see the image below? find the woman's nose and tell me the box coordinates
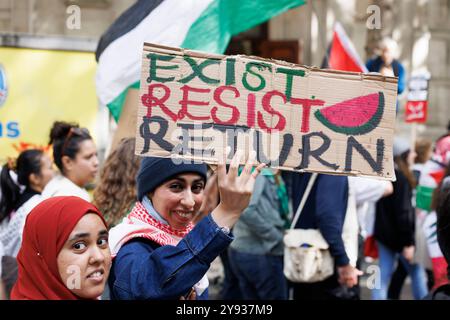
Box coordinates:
[89,246,106,265]
[180,190,195,208]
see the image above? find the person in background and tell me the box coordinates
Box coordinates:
[11,196,111,300]
[349,176,393,298]
[413,138,433,182]
[0,242,5,300]
[416,131,450,288]
[42,121,98,202]
[425,175,450,299]
[372,137,428,300]
[108,150,265,300]
[388,137,434,299]
[93,138,141,228]
[366,37,406,95]
[284,172,362,300]
[0,150,54,257]
[366,37,405,113]
[228,168,290,300]
[0,150,54,299]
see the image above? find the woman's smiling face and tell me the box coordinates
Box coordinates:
[150,173,205,230]
[57,213,111,299]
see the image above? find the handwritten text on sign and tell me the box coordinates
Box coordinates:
[136,43,398,180]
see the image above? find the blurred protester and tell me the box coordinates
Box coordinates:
[372,137,428,300]
[366,37,406,95]
[366,37,405,113]
[0,242,5,300]
[228,169,290,300]
[349,176,393,246]
[349,176,393,298]
[413,138,433,182]
[0,150,54,299]
[11,196,111,300]
[42,121,98,201]
[416,131,450,288]
[108,151,265,300]
[93,138,141,228]
[388,137,434,299]
[425,174,450,299]
[0,149,54,257]
[284,172,362,300]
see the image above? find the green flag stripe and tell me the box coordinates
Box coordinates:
[181,0,306,53]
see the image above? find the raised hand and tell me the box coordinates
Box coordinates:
[211,149,265,229]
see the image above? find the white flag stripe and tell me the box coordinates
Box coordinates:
[334,22,368,73]
[96,0,213,106]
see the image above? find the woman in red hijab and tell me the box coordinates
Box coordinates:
[11,196,111,300]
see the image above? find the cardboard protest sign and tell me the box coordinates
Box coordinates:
[136,43,398,180]
[405,71,430,123]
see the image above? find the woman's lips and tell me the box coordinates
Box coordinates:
[86,269,104,283]
[173,210,194,221]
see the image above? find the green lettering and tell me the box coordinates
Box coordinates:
[276,68,305,101]
[242,62,272,92]
[178,56,220,84]
[225,58,236,85]
[146,53,178,83]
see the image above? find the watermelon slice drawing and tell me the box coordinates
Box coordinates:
[314,92,384,135]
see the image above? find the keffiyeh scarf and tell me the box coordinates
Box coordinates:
[108,201,208,296]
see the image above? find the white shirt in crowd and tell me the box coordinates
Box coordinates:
[41,174,91,202]
[348,176,391,239]
[0,194,43,266]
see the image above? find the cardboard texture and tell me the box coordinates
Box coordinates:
[136,43,398,180]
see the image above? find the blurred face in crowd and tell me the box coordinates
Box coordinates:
[30,154,55,192]
[150,173,205,230]
[63,139,99,187]
[381,46,394,66]
[57,213,111,299]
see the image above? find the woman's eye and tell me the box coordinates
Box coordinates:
[73,242,87,250]
[97,238,108,246]
[192,184,204,193]
[169,184,183,190]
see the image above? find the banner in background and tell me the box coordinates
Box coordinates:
[0,47,98,161]
[405,71,430,123]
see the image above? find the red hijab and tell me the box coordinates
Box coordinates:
[11,196,107,300]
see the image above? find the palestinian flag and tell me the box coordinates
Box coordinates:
[95,0,306,122]
[322,22,368,73]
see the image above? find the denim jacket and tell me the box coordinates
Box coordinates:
[109,214,233,300]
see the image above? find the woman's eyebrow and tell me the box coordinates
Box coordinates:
[68,233,90,241]
[68,229,108,242]
[169,177,204,184]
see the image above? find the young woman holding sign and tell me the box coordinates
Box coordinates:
[108,149,265,300]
